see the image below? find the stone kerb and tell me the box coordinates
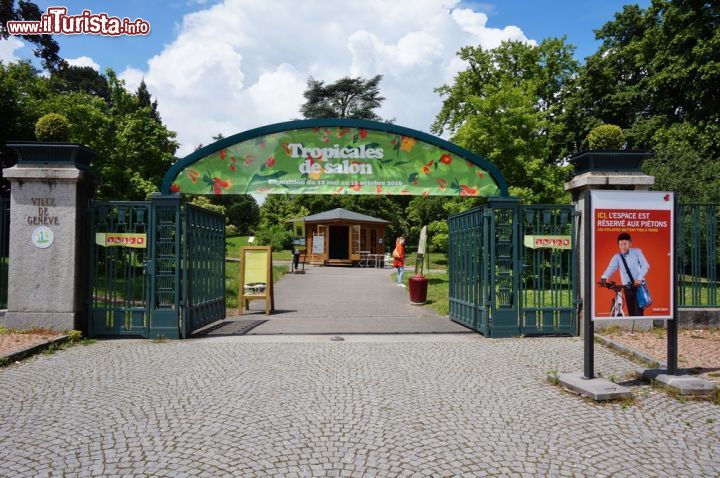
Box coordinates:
[2,143,99,332]
[565,150,655,333]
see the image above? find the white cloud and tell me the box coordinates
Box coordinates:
[451,8,535,49]
[119,67,144,92]
[129,0,535,156]
[66,55,100,70]
[0,37,25,64]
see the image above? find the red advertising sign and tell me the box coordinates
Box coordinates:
[95,233,147,249]
[523,235,572,249]
[591,191,674,320]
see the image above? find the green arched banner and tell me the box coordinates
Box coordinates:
[162,119,508,197]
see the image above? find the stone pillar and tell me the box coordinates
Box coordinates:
[565,150,654,332]
[2,143,98,332]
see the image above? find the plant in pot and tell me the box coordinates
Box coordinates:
[570,123,651,174]
[35,113,70,142]
[8,113,95,168]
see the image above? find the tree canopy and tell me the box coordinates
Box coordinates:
[300,75,385,120]
[0,61,178,200]
[559,0,720,202]
[0,0,64,71]
[432,38,579,203]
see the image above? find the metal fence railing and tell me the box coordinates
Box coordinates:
[448,206,488,334]
[678,204,719,308]
[88,201,152,337]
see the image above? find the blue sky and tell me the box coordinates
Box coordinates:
[2,0,651,155]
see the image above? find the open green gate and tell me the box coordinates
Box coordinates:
[181,203,226,336]
[88,201,151,337]
[88,197,225,339]
[448,199,578,337]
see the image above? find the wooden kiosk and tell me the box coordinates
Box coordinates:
[287,208,389,266]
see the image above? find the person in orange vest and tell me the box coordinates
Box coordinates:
[393,236,406,288]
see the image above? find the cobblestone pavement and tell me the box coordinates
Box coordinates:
[1,335,719,477]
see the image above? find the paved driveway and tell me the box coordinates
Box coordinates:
[1,335,718,477]
[218,266,469,335]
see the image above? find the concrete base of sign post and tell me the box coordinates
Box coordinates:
[554,372,633,401]
[639,369,716,396]
[593,318,653,331]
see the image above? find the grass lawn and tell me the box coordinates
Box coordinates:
[403,252,448,271]
[679,276,720,307]
[424,272,450,315]
[226,236,293,261]
[225,236,252,257]
[390,269,578,317]
[392,270,450,316]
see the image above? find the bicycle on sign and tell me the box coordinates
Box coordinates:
[597,280,627,317]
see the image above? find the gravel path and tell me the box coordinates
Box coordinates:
[599,328,720,384]
[0,331,63,358]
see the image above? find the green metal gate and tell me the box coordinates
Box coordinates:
[448,199,578,337]
[519,205,577,335]
[0,198,9,309]
[181,204,226,336]
[147,195,182,339]
[448,206,488,333]
[88,196,226,339]
[88,201,152,337]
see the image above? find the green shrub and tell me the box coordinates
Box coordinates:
[67,330,83,343]
[35,113,70,142]
[428,220,448,253]
[587,124,625,149]
[255,224,292,251]
[225,224,239,237]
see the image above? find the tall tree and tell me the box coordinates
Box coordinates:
[209,194,260,235]
[39,70,178,199]
[49,65,111,101]
[433,38,579,203]
[135,79,161,122]
[104,72,178,199]
[300,75,385,120]
[561,0,720,201]
[0,60,49,196]
[405,196,447,232]
[0,0,65,71]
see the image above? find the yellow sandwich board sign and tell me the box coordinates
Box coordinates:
[238,246,274,315]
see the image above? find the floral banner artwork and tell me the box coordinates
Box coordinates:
[166,123,504,197]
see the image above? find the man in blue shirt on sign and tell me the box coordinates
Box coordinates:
[600,232,650,316]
